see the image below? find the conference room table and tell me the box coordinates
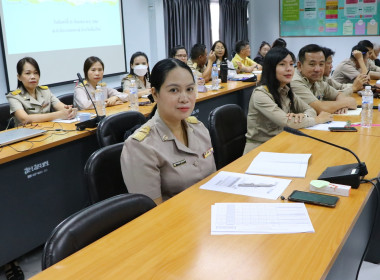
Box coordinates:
[0,80,256,266]
[31,109,380,280]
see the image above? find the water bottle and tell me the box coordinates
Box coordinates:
[220,59,228,83]
[94,85,106,116]
[211,63,219,90]
[361,85,373,128]
[192,70,199,98]
[129,79,139,111]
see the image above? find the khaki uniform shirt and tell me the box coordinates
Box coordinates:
[121,74,151,92]
[291,70,339,104]
[121,112,216,201]
[368,59,380,72]
[332,59,362,84]
[244,85,316,154]
[231,53,258,72]
[74,81,128,110]
[6,86,61,126]
[323,76,353,96]
[187,59,207,78]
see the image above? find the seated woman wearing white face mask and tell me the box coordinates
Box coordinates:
[122,52,151,98]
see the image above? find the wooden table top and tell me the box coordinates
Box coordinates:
[0,81,255,164]
[31,128,379,280]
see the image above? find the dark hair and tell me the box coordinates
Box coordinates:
[211,40,228,61]
[235,40,250,54]
[358,40,374,50]
[169,45,187,58]
[272,38,287,48]
[261,47,296,111]
[149,58,195,118]
[130,51,151,83]
[84,56,104,80]
[350,44,369,59]
[322,47,335,59]
[17,57,40,89]
[190,43,206,60]
[298,44,324,63]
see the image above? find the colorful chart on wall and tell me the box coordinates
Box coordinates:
[280,0,379,36]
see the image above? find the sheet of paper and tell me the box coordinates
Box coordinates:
[211,203,315,235]
[305,121,347,131]
[200,171,291,200]
[53,113,96,123]
[245,152,311,178]
[333,108,362,116]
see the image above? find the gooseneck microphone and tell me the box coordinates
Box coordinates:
[75,73,105,130]
[283,126,368,189]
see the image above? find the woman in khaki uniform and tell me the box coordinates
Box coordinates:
[121,52,151,98]
[6,57,77,126]
[74,56,128,110]
[121,58,216,205]
[244,47,333,154]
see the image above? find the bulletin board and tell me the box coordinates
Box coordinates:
[280,0,380,36]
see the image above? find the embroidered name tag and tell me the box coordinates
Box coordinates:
[203,147,214,158]
[173,159,186,167]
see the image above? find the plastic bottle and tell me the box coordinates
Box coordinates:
[129,79,139,111]
[94,85,106,116]
[361,85,373,128]
[211,63,219,90]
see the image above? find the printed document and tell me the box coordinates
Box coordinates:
[211,203,315,235]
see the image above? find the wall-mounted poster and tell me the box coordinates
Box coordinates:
[280,0,379,36]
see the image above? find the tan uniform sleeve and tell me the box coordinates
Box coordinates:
[290,78,319,105]
[6,94,24,114]
[106,87,128,102]
[253,88,316,129]
[120,137,161,200]
[368,60,380,72]
[74,85,94,110]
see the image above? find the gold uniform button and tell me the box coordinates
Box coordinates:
[163,135,168,141]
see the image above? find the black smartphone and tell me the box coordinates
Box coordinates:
[288,190,339,208]
[138,101,151,106]
[328,127,357,132]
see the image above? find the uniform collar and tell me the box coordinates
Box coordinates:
[20,87,43,106]
[153,112,197,154]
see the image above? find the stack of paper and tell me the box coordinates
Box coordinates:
[211,203,315,235]
[245,152,311,178]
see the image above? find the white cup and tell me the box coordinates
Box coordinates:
[78,113,91,122]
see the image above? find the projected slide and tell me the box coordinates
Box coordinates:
[2,0,122,54]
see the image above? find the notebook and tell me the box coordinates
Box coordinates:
[0,128,47,147]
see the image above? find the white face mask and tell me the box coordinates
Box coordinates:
[133,64,148,76]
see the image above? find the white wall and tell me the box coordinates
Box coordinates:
[248,0,373,68]
[0,0,166,104]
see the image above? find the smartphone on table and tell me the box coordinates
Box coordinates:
[288,190,339,208]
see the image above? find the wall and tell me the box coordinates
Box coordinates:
[248,0,373,68]
[0,0,166,104]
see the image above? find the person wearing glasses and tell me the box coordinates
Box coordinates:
[211,40,236,77]
[170,45,188,64]
[254,41,271,66]
[231,40,262,73]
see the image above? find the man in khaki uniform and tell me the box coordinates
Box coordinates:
[291,44,357,114]
[187,43,216,82]
[121,112,216,202]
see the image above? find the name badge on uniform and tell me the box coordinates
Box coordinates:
[173,159,186,167]
[27,108,35,111]
[203,147,214,158]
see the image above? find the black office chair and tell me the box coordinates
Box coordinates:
[84,142,127,204]
[0,103,14,130]
[42,193,156,269]
[58,93,74,106]
[208,104,247,170]
[96,111,147,147]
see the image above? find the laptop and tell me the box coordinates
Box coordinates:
[0,128,47,147]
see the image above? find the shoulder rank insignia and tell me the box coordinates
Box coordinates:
[11,89,21,95]
[263,85,269,92]
[98,82,107,87]
[132,126,151,141]
[185,116,199,124]
[79,80,88,87]
[39,85,48,90]
[193,62,198,69]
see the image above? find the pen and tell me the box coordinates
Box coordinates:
[237,183,276,187]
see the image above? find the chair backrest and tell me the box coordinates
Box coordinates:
[42,193,156,269]
[97,111,147,147]
[0,103,14,131]
[84,142,127,204]
[58,93,74,106]
[208,104,247,170]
